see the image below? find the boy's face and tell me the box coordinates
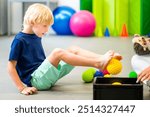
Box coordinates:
[32,23,50,37]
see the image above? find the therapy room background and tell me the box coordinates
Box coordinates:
[0,0,150,100]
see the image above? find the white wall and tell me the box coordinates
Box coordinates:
[58,0,80,11]
[12,3,23,34]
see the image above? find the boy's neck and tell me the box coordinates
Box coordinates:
[22,25,34,34]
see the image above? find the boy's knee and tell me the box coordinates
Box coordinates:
[47,48,64,62]
[51,48,65,57]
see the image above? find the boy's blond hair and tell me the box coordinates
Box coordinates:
[23,3,54,27]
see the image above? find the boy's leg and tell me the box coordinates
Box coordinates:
[31,59,74,90]
[67,46,122,60]
[31,47,122,90]
[47,48,114,70]
[67,46,101,58]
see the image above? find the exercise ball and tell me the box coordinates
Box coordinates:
[52,6,76,35]
[82,68,96,83]
[106,58,122,75]
[129,71,137,78]
[70,10,96,37]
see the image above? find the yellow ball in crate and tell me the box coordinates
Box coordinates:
[112,82,122,85]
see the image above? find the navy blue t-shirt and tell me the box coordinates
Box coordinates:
[9,32,46,86]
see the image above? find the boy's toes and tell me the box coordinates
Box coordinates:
[113,53,122,60]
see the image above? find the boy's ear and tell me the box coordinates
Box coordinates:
[30,21,34,26]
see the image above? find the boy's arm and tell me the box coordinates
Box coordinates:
[7,61,25,92]
[7,61,37,95]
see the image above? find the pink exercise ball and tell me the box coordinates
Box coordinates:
[70,10,96,37]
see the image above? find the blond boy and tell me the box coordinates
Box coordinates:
[8,3,122,95]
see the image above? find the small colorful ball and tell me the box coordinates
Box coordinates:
[129,71,137,78]
[106,58,122,75]
[112,82,122,85]
[90,68,96,74]
[104,74,111,78]
[102,70,110,75]
[94,71,104,77]
[82,68,96,83]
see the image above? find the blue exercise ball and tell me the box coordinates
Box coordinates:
[52,6,76,35]
[94,71,104,77]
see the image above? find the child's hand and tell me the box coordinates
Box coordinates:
[20,87,37,95]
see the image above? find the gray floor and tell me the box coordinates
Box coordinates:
[0,34,150,100]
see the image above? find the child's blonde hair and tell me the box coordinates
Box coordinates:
[23,3,54,27]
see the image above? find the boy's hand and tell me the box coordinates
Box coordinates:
[20,87,37,95]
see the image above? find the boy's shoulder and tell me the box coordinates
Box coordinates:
[132,34,150,55]
[15,32,27,40]
[13,32,35,42]
[13,32,26,42]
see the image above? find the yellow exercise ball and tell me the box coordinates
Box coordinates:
[112,82,122,85]
[106,58,122,75]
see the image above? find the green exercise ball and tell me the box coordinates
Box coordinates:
[129,71,137,78]
[82,68,96,83]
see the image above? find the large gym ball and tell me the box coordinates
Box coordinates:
[52,6,76,35]
[70,10,96,37]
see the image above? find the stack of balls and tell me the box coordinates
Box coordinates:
[82,58,138,86]
[82,58,123,83]
[52,6,96,37]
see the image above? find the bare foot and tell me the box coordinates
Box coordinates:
[98,50,114,70]
[113,53,122,60]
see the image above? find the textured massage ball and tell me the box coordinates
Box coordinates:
[106,58,122,75]
[94,71,104,77]
[129,71,137,78]
[82,68,96,83]
[112,82,122,85]
[102,70,110,75]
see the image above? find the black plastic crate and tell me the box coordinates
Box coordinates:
[93,77,143,100]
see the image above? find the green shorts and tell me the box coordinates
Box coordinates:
[31,59,74,90]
